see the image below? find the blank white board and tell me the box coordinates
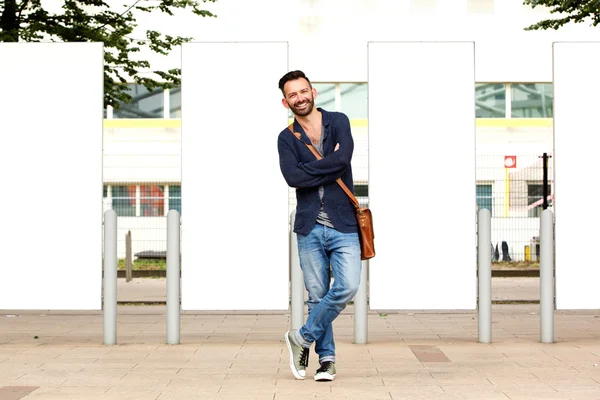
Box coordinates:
[553,42,600,310]
[0,43,103,310]
[368,42,476,310]
[181,42,289,310]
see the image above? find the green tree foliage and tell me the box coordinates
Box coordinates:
[524,0,600,31]
[0,0,216,109]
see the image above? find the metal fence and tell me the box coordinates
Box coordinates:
[476,153,553,262]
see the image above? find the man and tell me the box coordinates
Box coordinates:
[277,70,362,382]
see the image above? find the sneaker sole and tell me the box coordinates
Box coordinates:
[284,332,305,380]
[314,372,335,381]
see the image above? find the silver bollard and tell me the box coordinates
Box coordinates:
[125,230,132,282]
[478,208,492,344]
[540,209,554,344]
[290,211,305,330]
[167,210,181,345]
[354,260,368,344]
[103,210,117,345]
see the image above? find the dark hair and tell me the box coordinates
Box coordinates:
[278,70,312,95]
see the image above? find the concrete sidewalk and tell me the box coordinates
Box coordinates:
[2,304,600,399]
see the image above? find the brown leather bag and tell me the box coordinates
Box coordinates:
[288,125,375,260]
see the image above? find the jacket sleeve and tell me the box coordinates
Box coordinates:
[297,113,354,177]
[278,136,343,188]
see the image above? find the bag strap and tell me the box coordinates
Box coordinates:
[288,124,360,209]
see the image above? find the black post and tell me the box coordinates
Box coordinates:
[542,153,548,210]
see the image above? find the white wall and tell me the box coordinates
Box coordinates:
[477,127,553,154]
[103,127,181,182]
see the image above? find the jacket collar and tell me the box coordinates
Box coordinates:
[291,107,331,145]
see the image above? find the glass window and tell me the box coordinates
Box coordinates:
[169,185,182,214]
[170,86,181,118]
[113,83,164,119]
[527,183,552,217]
[140,185,165,216]
[340,83,367,118]
[476,184,493,215]
[511,83,553,118]
[103,185,110,213]
[112,185,136,216]
[313,83,336,110]
[354,184,368,197]
[476,83,506,118]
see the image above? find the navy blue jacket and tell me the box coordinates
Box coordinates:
[277,108,357,236]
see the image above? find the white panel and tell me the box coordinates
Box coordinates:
[181,42,289,310]
[368,42,476,310]
[553,42,600,310]
[0,43,103,310]
[475,38,553,82]
[289,39,366,82]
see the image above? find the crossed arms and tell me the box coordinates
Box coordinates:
[278,115,354,189]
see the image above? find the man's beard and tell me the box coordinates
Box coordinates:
[290,97,315,116]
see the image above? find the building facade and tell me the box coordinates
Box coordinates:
[101,0,598,259]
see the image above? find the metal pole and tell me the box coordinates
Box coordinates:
[542,153,549,210]
[478,208,492,344]
[290,211,304,330]
[126,230,132,282]
[354,260,368,344]
[540,209,554,343]
[103,210,117,345]
[167,210,181,345]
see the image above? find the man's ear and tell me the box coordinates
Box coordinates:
[281,98,290,109]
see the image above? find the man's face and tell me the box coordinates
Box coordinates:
[282,78,317,117]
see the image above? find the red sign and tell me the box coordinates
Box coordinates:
[504,155,516,168]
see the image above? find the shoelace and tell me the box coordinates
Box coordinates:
[316,361,333,373]
[299,347,309,367]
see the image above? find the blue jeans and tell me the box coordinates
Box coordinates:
[296,223,362,363]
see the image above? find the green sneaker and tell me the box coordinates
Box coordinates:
[284,330,309,380]
[314,361,336,381]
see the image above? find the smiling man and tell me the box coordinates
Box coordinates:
[277,70,362,382]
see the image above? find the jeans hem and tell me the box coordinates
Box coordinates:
[295,329,312,349]
[319,355,336,363]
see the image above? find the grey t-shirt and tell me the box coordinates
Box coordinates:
[314,125,334,228]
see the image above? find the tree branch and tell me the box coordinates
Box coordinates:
[524,0,600,30]
[2,0,217,108]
